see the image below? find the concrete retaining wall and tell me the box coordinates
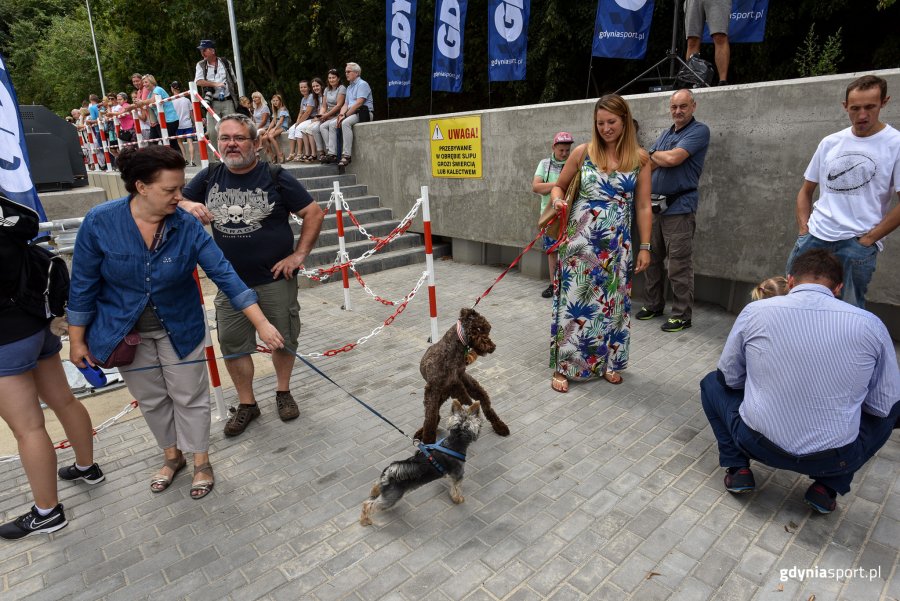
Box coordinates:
[349,70,900,334]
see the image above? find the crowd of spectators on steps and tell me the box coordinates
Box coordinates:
[68,46,374,172]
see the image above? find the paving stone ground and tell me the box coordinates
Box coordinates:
[0,260,897,601]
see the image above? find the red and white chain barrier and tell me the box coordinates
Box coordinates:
[255,269,429,359]
[0,400,139,464]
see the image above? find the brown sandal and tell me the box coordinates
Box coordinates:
[602,371,623,385]
[551,372,569,393]
[150,455,186,493]
[190,463,214,500]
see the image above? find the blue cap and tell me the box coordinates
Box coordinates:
[197,39,216,50]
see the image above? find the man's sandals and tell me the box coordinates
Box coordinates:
[191,463,215,500]
[150,455,186,493]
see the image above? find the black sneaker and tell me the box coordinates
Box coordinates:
[724,467,755,493]
[224,403,261,437]
[804,483,837,514]
[636,307,663,320]
[0,505,67,540]
[661,317,692,332]
[58,463,105,485]
[541,285,554,298]
[275,391,300,422]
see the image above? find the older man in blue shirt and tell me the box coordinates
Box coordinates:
[700,249,900,514]
[637,89,710,333]
[332,62,374,168]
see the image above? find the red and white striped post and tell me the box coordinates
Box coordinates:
[421,185,439,343]
[189,82,210,168]
[97,122,113,172]
[112,114,123,153]
[85,128,100,169]
[79,129,90,169]
[193,269,227,420]
[132,110,147,148]
[334,181,352,310]
[155,95,170,148]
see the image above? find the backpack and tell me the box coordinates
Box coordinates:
[0,195,70,319]
[674,54,717,89]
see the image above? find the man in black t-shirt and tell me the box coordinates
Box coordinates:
[181,114,325,437]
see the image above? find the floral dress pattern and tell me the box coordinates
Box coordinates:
[550,156,638,380]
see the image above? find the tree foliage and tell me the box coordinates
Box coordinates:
[794,25,843,78]
[0,0,897,117]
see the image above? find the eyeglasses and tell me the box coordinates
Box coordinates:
[345,70,354,74]
[219,135,252,143]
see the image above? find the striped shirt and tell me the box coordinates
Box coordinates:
[718,284,900,455]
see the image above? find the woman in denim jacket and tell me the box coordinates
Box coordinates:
[68,145,284,499]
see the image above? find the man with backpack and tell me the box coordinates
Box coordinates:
[194,39,239,152]
[180,114,324,437]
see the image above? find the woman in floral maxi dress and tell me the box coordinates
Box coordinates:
[548,95,652,393]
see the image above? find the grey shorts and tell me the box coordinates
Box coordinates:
[215,277,300,356]
[685,0,731,37]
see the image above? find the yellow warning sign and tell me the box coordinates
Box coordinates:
[429,115,482,178]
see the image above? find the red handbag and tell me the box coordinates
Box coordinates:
[92,330,142,369]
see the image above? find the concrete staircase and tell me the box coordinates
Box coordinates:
[275,162,450,288]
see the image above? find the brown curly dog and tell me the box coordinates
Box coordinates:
[414,307,509,444]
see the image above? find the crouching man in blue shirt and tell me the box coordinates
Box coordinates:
[700,249,900,514]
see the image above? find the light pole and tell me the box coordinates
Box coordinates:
[85,0,106,96]
[226,0,245,98]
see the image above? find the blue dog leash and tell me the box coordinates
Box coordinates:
[107,341,457,475]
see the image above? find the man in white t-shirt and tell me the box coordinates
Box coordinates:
[787,75,900,308]
[194,39,238,154]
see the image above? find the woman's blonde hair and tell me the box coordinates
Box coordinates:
[589,94,641,173]
[142,74,157,87]
[270,93,285,109]
[251,92,268,108]
[751,276,789,301]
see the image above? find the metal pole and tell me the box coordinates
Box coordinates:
[85,0,106,97]
[226,0,246,98]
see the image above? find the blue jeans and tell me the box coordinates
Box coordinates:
[785,233,877,308]
[700,370,900,495]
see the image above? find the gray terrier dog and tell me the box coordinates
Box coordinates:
[415,307,509,444]
[360,400,482,526]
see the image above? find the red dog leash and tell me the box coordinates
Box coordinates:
[472,208,567,308]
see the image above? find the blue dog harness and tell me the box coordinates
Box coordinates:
[416,438,466,475]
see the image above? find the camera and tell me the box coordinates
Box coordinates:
[203,89,214,102]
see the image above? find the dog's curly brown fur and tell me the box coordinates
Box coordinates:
[414,308,509,444]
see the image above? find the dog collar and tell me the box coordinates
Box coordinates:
[456,320,478,365]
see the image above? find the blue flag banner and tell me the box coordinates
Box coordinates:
[387,0,417,98]
[592,0,655,60]
[702,0,768,43]
[432,0,468,93]
[0,53,46,221]
[488,0,530,82]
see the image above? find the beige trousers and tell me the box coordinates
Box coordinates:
[121,330,210,453]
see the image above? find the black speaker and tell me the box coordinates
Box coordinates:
[19,105,88,192]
